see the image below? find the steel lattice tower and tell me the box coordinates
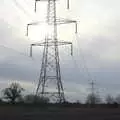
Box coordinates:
[27,0,78,102]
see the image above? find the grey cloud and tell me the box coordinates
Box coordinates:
[0,0,120,101]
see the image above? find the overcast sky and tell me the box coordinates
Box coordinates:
[0,0,120,102]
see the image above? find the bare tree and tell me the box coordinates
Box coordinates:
[2,82,24,104]
[105,94,114,104]
[115,94,120,104]
[86,93,101,104]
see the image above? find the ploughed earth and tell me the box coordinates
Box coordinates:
[0,106,120,120]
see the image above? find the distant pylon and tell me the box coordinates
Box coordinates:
[26,0,78,103]
[90,80,96,96]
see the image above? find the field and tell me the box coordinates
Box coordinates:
[1,106,120,120]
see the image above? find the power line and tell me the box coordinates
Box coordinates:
[12,0,32,18]
[71,55,88,81]
[74,34,96,82]
[0,44,33,60]
[74,34,102,99]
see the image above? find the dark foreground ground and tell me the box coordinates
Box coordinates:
[1,106,120,120]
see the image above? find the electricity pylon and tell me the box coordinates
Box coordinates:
[26,0,78,103]
[90,80,96,96]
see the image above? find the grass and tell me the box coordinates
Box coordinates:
[0,105,120,120]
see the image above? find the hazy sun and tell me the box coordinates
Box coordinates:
[28,22,52,42]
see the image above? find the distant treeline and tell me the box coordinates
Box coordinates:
[0,102,119,108]
[1,82,120,109]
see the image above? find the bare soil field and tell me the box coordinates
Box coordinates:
[0,106,120,120]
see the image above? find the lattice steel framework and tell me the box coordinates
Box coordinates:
[27,0,78,103]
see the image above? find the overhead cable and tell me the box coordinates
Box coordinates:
[12,0,31,18]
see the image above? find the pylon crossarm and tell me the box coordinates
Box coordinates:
[31,41,72,46]
[67,0,70,9]
[30,41,73,57]
[26,20,78,36]
[37,92,64,98]
[56,18,76,24]
[56,18,78,33]
[38,92,61,94]
[26,21,44,36]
